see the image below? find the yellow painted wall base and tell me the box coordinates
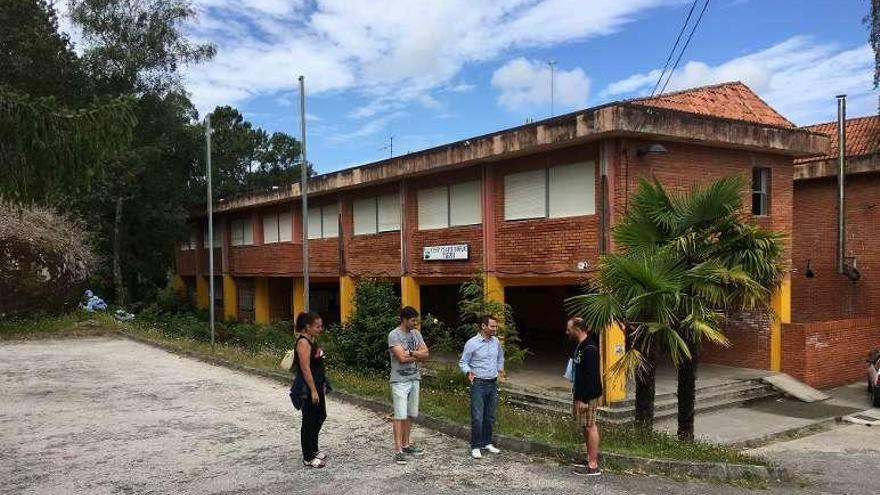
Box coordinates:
[223,275,238,320]
[195,276,209,310]
[292,277,305,318]
[340,275,355,324]
[769,274,792,372]
[602,322,627,405]
[254,277,270,324]
[401,276,421,315]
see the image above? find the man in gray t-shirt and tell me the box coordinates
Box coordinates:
[388,306,430,465]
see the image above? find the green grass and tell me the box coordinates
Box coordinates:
[0,312,767,468]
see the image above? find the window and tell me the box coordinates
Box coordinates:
[417,180,481,230]
[180,230,197,251]
[353,194,400,235]
[262,212,292,244]
[230,217,254,246]
[752,167,770,216]
[237,279,255,322]
[203,222,223,249]
[307,204,339,239]
[504,161,595,220]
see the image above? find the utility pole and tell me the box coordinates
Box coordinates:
[205,113,215,349]
[299,76,310,312]
[548,60,557,117]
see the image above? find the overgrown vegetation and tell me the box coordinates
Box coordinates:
[329,279,400,373]
[457,273,528,368]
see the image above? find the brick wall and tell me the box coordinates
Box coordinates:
[782,316,880,388]
[198,248,222,274]
[791,173,880,322]
[175,250,196,276]
[702,311,771,369]
[407,168,484,277]
[494,145,600,275]
[342,184,401,277]
[230,244,301,276]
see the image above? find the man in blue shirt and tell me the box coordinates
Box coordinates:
[459,315,504,459]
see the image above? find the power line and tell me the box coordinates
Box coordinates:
[658,0,711,96]
[651,0,699,98]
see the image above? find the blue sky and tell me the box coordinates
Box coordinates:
[62,0,879,174]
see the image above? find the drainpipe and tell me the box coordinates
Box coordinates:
[836,94,846,275]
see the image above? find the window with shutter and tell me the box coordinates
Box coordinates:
[242,217,254,245]
[377,194,400,232]
[307,207,322,240]
[263,214,279,243]
[418,186,449,230]
[504,169,546,220]
[204,222,222,249]
[353,197,377,235]
[450,180,482,226]
[549,161,595,218]
[231,219,244,246]
[322,204,339,238]
[278,213,292,242]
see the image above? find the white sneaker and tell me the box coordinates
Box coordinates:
[471,448,483,459]
[484,444,501,454]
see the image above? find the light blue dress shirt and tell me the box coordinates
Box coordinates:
[459,334,504,380]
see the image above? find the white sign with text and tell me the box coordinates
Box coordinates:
[423,244,469,261]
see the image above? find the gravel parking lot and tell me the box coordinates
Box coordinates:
[0,337,857,495]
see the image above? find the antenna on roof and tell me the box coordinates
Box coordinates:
[379,135,394,158]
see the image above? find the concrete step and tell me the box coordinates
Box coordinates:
[502,379,780,424]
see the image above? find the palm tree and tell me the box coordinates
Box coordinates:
[568,176,784,440]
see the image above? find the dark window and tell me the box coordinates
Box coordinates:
[751,168,770,216]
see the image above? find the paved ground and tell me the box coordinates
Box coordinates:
[1,337,878,495]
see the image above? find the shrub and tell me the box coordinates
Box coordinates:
[331,278,400,373]
[457,272,528,368]
[0,200,96,318]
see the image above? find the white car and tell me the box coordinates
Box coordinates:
[868,351,880,407]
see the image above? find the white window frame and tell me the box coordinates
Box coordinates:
[353,194,400,236]
[504,161,596,221]
[417,180,482,230]
[230,217,254,246]
[752,167,770,216]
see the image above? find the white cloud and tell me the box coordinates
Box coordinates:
[491,58,590,112]
[601,36,877,124]
[178,0,681,115]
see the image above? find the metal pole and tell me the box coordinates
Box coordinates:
[205,113,215,348]
[299,76,310,312]
[548,60,556,117]
[836,94,847,274]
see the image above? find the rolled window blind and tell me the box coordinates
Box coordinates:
[504,169,546,220]
[450,180,481,226]
[549,161,595,218]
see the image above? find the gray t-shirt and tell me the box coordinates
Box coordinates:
[388,327,425,383]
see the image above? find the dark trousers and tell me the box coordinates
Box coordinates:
[469,378,498,448]
[301,388,327,461]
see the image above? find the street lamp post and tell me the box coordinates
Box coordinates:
[299,76,310,312]
[205,113,215,349]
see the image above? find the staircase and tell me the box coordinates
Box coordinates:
[502,377,780,424]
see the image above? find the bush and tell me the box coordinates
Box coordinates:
[331,278,400,373]
[0,200,96,318]
[457,272,528,368]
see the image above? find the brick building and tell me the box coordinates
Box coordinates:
[785,114,880,388]
[174,82,827,403]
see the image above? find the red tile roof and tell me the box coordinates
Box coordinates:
[631,81,796,128]
[796,115,880,163]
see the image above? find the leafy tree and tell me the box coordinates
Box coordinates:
[568,177,784,440]
[333,279,401,373]
[867,0,880,90]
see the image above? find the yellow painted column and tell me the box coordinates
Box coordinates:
[223,275,238,320]
[340,275,356,324]
[254,277,270,324]
[195,275,209,310]
[401,276,421,315]
[602,322,627,405]
[769,274,791,372]
[484,275,506,348]
[292,277,305,318]
[171,274,187,295]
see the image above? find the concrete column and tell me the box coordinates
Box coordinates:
[401,276,421,314]
[223,274,238,320]
[769,274,791,372]
[195,275,209,310]
[254,277,270,324]
[340,275,356,324]
[484,275,506,344]
[601,322,627,405]
[171,274,186,296]
[292,277,305,318]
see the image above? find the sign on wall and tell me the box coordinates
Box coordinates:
[423,244,469,261]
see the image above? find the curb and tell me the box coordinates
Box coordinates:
[117,331,791,483]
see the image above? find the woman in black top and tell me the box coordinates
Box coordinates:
[292,311,328,468]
